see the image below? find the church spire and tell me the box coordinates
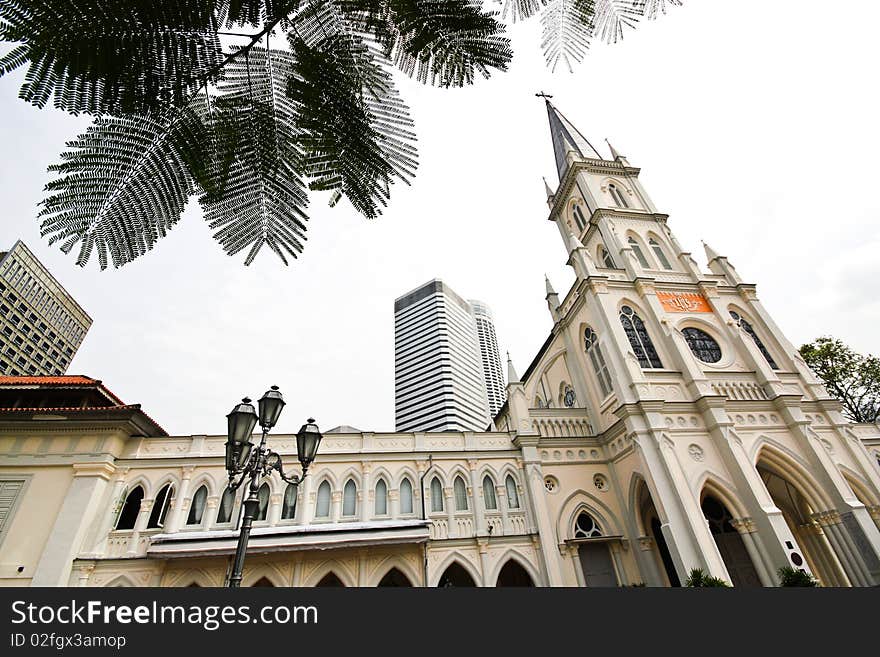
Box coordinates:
[544,99,603,181]
[506,352,519,384]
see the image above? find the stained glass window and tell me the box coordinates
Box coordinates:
[620,306,663,368]
[584,328,613,396]
[682,327,722,363]
[609,183,628,208]
[574,512,603,538]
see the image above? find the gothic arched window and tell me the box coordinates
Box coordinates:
[147,484,174,529]
[627,236,650,268]
[453,476,468,511]
[648,238,673,270]
[115,486,144,531]
[608,183,628,208]
[430,477,444,513]
[584,327,613,397]
[399,478,414,515]
[216,487,236,524]
[482,475,498,510]
[563,384,577,408]
[281,483,297,520]
[186,485,208,526]
[620,305,663,368]
[599,246,615,269]
[315,481,331,518]
[342,479,357,517]
[573,204,587,231]
[374,479,388,516]
[255,483,270,521]
[729,311,778,369]
[682,327,723,363]
[505,475,520,509]
[574,512,603,538]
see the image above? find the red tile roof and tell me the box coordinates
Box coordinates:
[0,375,126,405]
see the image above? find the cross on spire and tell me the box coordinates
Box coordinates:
[535,91,554,100]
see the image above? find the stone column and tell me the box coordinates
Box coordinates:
[444,487,456,537]
[357,550,370,587]
[300,474,314,525]
[468,460,486,536]
[126,498,153,557]
[361,463,373,523]
[331,491,343,522]
[636,536,664,587]
[814,511,869,586]
[32,463,115,587]
[478,539,491,587]
[497,485,512,535]
[389,489,400,519]
[268,492,283,525]
[165,466,194,534]
[566,544,586,587]
[203,496,219,530]
[730,517,774,586]
[608,541,629,585]
[798,522,848,587]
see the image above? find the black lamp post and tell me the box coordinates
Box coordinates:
[223,386,322,588]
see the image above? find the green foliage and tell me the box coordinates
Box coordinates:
[778,566,819,587]
[799,337,880,424]
[1,0,680,268]
[684,568,731,587]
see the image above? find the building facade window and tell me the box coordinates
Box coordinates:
[186,486,208,526]
[608,183,628,208]
[627,237,650,268]
[483,476,497,510]
[649,238,672,269]
[255,483,270,522]
[453,476,468,511]
[505,475,520,509]
[147,484,174,529]
[115,486,144,531]
[563,385,577,408]
[342,479,357,517]
[729,311,778,369]
[430,477,444,513]
[574,512,603,538]
[584,327,613,397]
[573,204,587,231]
[281,483,297,520]
[400,478,414,514]
[682,327,722,363]
[216,488,236,524]
[375,479,388,516]
[620,305,663,368]
[599,246,615,269]
[315,481,331,518]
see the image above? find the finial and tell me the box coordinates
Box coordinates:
[535,91,554,101]
[545,274,557,297]
[507,352,520,384]
[605,138,623,160]
[702,240,722,262]
[543,177,555,199]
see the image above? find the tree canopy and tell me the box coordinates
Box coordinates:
[799,337,880,424]
[0,1,682,268]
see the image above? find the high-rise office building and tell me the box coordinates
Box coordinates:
[0,240,92,376]
[394,280,495,432]
[468,299,506,417]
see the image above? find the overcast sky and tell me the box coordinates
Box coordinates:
[1,1,878,436]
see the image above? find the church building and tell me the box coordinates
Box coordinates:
[1,102,879,587]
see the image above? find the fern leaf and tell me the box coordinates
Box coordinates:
[635,0,682,21]
[287,30,417,219]
[0,0,224,115]
[592,0,640,44]
[541,0,594,73]
[340,0,513,87]
[201,47,309,265]
[38,100,205,269]
[498,0,551,22]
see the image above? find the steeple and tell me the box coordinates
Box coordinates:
[544,273,557,297]
[543,177,555,202]
[605,138,623,161]
[506,352,519,384]
[545,99,604,181]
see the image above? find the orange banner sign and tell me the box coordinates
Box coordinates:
[657,291,712,313]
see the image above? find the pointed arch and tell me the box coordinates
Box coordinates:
[115,485,145,530]
[838,465,880,508]
[694,472,749,520]
[305,560,357,588]
[370,555,421,587]
[488,549,542,586]
[617,299,663,369]
[164,568,220,588]
[752,440,833,511]
[103,574,138,588]
[431,553,481,587]
[242,565,286,588]
[555,489,622,543]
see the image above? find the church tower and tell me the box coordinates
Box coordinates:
[496,98,880,587]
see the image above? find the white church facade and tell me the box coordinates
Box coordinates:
[1,102,879,587]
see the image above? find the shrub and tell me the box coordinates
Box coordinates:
[778,566,819,587]
[684,568,731,587]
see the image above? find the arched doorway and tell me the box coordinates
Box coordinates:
[251,577,275,587]
[700,494,761,587]
[574,512,619,587]
[377,568,412,587]
[496,560,534,586]
[757,459,847,586]
[437,562,476,587]
[315,572,345,587]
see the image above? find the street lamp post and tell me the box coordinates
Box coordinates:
[223,386,322,588]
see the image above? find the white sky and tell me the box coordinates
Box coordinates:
[1,1,878,436]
